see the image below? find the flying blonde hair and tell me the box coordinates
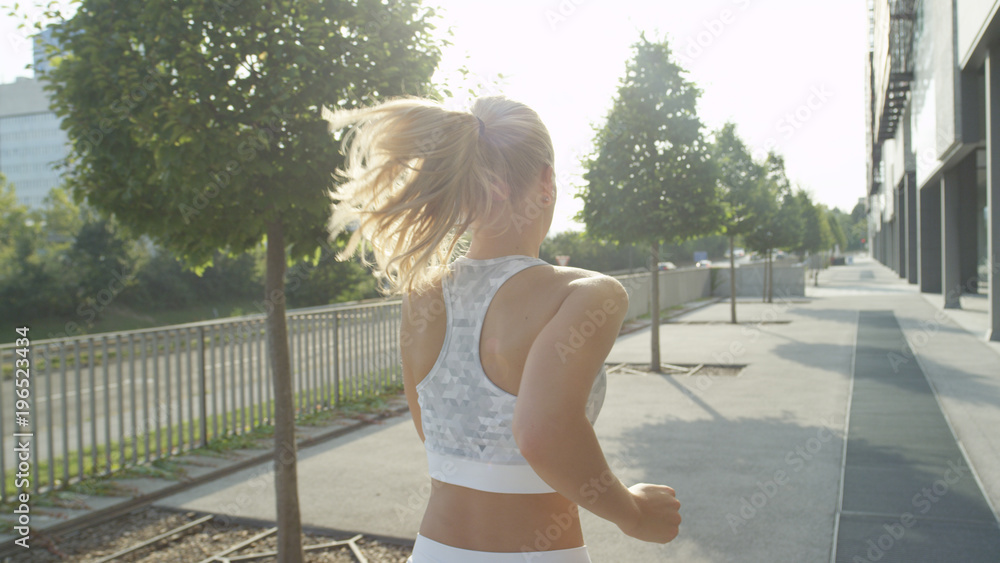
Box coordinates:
[324,96,554,295]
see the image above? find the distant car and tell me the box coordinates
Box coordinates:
[695,260,712,268]
[658,261,677,271]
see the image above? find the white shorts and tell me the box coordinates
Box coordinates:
[407,534,592,563]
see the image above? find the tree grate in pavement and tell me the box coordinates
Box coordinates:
[663,320,791,325]
[834,311,1000,563]
[607,363,745,377]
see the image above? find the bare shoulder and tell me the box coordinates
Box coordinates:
[402,279,444,313]
[546,266,629,312]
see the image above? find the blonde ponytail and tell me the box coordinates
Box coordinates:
[324,96,554,295]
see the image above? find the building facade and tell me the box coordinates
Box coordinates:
[866,0,999,341]
[0,28,69,209]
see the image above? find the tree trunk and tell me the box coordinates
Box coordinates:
[729,235,737,324]
[650,241,661,373]
[762,248,769,303]
[265,219,305,563]
[767,249,774,303]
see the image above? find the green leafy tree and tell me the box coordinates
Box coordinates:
[848,202,869,251]
[743,153,786,302]
[40,1,442,559]
[284,245,379,308]
[0,180,84,321]
[578,35,720,372]
[539,231,643,273]
[798,193,833,255]
[825,206,847,253]
[795,191,832,286]
[711,122,767,322]
[66,214,144,316]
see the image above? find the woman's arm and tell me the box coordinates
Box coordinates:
[513,275,680,543]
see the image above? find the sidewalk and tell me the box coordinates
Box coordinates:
[152,256,1000,562]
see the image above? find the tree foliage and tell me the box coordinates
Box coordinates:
[44,0,442,270]
[712,122,767,239]
[578,35,720,246]
[796,191,833,255]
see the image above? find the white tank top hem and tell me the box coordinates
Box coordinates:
[407,533,592,563]
[416,254,606,495]
[426,450,557,494]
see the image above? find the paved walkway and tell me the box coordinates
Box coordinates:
[155,256,1000,562]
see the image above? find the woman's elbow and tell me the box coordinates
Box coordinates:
[513,413,577,466]
[513,416,552,465]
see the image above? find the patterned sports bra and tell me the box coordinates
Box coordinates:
[416,254,607,494]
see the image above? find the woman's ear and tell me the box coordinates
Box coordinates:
[539,165,555,204]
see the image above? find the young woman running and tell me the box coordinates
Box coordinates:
[325,96,681,562]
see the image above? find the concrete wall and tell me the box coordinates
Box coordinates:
[712,263,807,298]
[612,264,806,323]
[613,269,712,323]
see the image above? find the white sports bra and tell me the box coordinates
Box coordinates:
[416,255,607,494]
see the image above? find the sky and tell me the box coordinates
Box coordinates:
[0,0,869,234]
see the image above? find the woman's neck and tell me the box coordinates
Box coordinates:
[464,233,539,260]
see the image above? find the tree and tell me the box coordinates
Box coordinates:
[795,191,832,286]
[40,1,442,560]
[762,155,801,302]
[578,35,720,372]
[743,153,785,303]
[846,202,869,251]
[826,207,846,253]
[711,122,766,323]
[539,231,642,273]
[0,180,86,321]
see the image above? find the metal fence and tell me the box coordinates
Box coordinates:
[0,299,402,504]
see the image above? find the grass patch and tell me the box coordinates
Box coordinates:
[190,423,274,455]
[299,379,404,426]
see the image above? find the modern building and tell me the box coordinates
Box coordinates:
[865,0,999,341]
[0,27,69,209]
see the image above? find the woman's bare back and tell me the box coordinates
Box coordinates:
[401,263,607,551]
